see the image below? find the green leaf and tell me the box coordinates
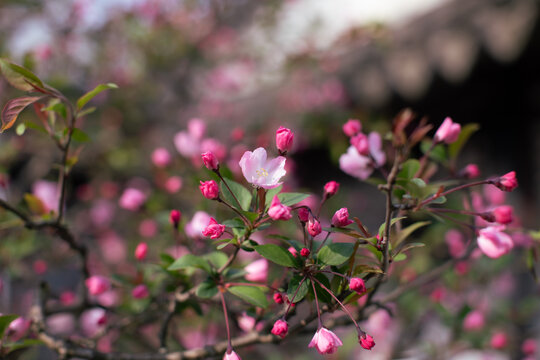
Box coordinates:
[317,243,355,266]
[448,123,480,160]
[421,140,447,163]
[397,159,420,180]
[277,192,310,207]
[0,59,45,92]
[264,185,283,207]
[77,106,96,118]
[0,314,18,338]
[6,339,44,354]
[168,254,210,273]
[15,123,26,135]
[429,196,447,204]
[70,128,91,142]
[392,253,407,262]
[220,178,252,211]
[378,216,407,238]
[44,102,67,119]
[394,221,431,247]
[313,273,332,304]
[287,275,310,303]
[76,83,118,111]
[1,96,42,132]
[23,193,47,215]
[196,280,218,298]
[222,218,245,229]
[254,244,296,267]
[397,242,425,254]
[354,264,383,275]
[204,252,228,269]
[228,286,268,308]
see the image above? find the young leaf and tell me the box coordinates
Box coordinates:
[317,243,355,266]
[287,275,310,303]
[1,96,42,132]
[0,59,44,92]
[378,216,407,238]
[76,83,118,111]
[394,221,431,247]
[23,193,47,215]
[168,254,210,273]
[277,192,310,207]
[196,280,218,298]
[70,128,91,143]
[228,286,268,308]
[397,159,420,180]
[254,244,296,267]
[0,314,18,338]
[204,252,228,269]
[220,178,252,211]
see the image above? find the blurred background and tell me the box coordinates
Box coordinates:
[0,0,539,359]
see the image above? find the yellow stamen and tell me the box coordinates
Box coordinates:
[256,168,269,177]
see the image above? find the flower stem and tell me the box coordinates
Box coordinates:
[418,180,490,209]
[310,277,323,328]
[216,172,244,210]
[284,276,307,318]
[219,289,232,352]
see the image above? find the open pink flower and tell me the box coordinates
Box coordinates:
[185,211,212,239]
[32,180,59,213]
[339,132,385,180]
[308,327,343,354]
[477,226,514,258]
[244,259,268,283]
[119,188,146,211]
[239,148,286,189]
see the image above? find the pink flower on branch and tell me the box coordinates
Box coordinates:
[267,196,292,221]
[308,327,343,354]
[332,208,354,227]
[359,333,375,350]
[271,319,288,338]
[202,218,226,239]
[434,117,461,144]
[477,226,514,258]
[276,126,294,154]
[239,148,286,189]
[342,119,362,137]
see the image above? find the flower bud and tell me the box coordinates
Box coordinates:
[199,180,219,200]
[307,218,322,237]
[300,248,310,257]
[288,247,298,257]
[350,133,369,155]
[493,205,513,224]
[493,171,518,192]
[202,218,226,239]
[273,293,284,304]
[170,209,181,228]
[85,275,111,296]
[434,117,461,144]
[308,327,343,354]
[332,208,354,227]
[343,119,362,137]
[202,151,219,170]
[7,317,30,342]
[522,339,536,356]
[490,332,508,349]
[267,196,292,221]
[276,126,294,153]
[271,319,289,338]
[134,242,148,261]
[324,181,340,197]
[151,148,171,168]
[132,284,149,299]
[244,259,268,283]
[359,333,375,350]
[477,226,514,258]
[349,277,366,295]
[223,350,241,360]
[462,164,480,179]
[463,310,485,331]
[298,207,309,222]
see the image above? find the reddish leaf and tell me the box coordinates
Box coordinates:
[1,96,42,132]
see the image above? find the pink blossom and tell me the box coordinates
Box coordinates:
[324,181,339,197]
[267,196,292,221]
[32,180,59,213]
[60,291,76,306]
[463,310,485,331]
[202,218,226,239]
[165,176,183,193]
[139,219,157,237]
[298,207,310,222]
[33,260,47,274]
[522,339,536,356]
[308,327,343,354]
[445,229,466,258]
[339,132,385,180]
[174,132,200,158]
[134,242,148,261]
[462,164,480,179]
[85,275,111,296]
[288,247,298,257]
[493,171,518,192]
[201,139,227,161]
[98,231,126,263]
[7,317,30,341]
[119,188,146,211]
[151,148,171,168]
[276,127,294,153]
[223,350,241,360]
[307,218,322,237]
[273,293,284,304]
[132,284,149,299]
[300,248,310,257]
[90,200,115,228]
[80,308,107,337]
[244,259,268,283]
[237,312,262,333]
[170,210,181,228]
[199,180,219,200]
[185,211,212,239]
[202,151,219,170]
[349,277,366,294]
[188,118,206,139]
[271,319,288,338]
[332,208,354,227]
[359,333,376,350]
[350,132,369,155]
[239,148,286,189]
[493,206,513,224]
[434,117,461,144]
[46,313,75,336]
[490,332,508,349]
[477,226,514,258]
[342,119,362,137]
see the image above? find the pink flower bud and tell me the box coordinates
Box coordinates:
[359,333,375,350]
[7,317,30,342]
[493,205,513,224]
[307,218,322,237]
[139,219,157,237]
[463,310,485,331]
[223,350,241,360]
[60,291,76,306]
[445,229,466,258]
[462,164,480,179]
[308,327,343,354]
[271,319,288,338]
[434,117,461,144]
[268,196,292,221]
[119,188,147,211]
[342,119,362,137]
[80,308,107,337]
[349,277,366,295]
[300,248,310,257]
[490,332,508,349]
[276,126,294,153]
[477,226,514,259]
[165,176,183,193]
[134,242,148,261]
[199,180,219,200]
[273,293,284,304]
[33,259,47,274]
[298,207,309,222]
[244,259,268,283]
[202,218,226,239]
[350,133,369,155]
[288,247,298,257]
[324,181,340,197]
[132,284,149,299]
[332,208,354,227]
[522,339,536,356]
[151,148,171,168]
[202,151,219,170]
[493,171,518,192]
[170,209,181,228]
[85,275,111,296]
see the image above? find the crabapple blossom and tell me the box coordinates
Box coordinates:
[199,180,219,200]
[297,207,309,222]
[323,181,339,197]
[271,319,288,338]
[493,205,513,224]
[332,208,354,227]
[85,275,111,296]
[339,132,385,180]
[119,188,146,211]
[434,117,461,144]
[490,332,508,349]
[493,171,518,192]
[267,196,292,221]
[170,209,181,228]
[244,259,268,282]
[350,132,369,155]
[349,277,366,294]
[33,180,59,213]
[223,350,241,360]
[164,176,183,193]
[80,308,107,337]
[462,164,480,178]
[202,151,219,170]
[185,211,212,239]
[342,119,362,137]
[273,293,284,304]
[239,148,286,189]
[151,148,171,168]
[308,327,343,355]
[307,218,322,237]
[300,248,310,257]
[477,226,514,258]
[463,310,485,331]
[7,317,30,341]
[276,126,294,153]
[359,333,375,350]
[132,284,149,299]
[134,242,148,261]
[202,218,226,239]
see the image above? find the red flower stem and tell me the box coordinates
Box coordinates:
[219,290,233,352]
[216,172,244,211]
[218,198,249,225]
[310,277,323,329]
[284,276,307,319]
[311,277,360,331]
[418,180,490,209]
[319,270,349,279]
